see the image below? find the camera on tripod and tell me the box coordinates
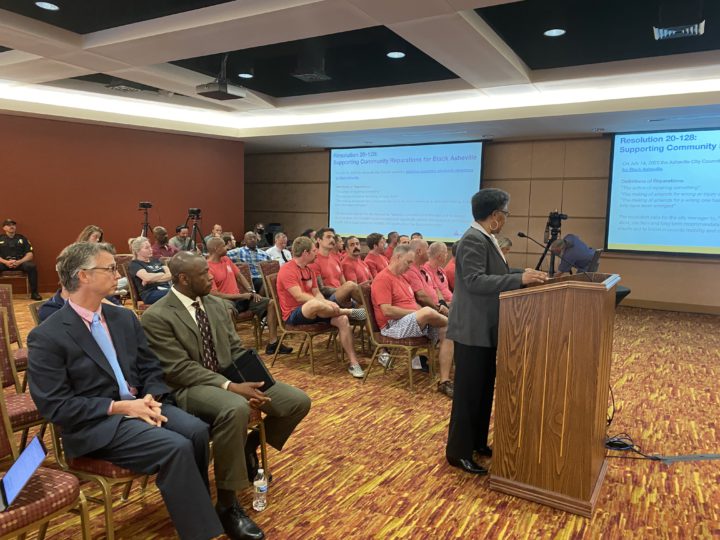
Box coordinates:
[188,208,202,219]
[547,211,568,230]
[138,201,153,210]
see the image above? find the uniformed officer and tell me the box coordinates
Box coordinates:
[0,219,42,300]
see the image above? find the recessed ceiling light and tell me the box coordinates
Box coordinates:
[543,28,566,37]
[386,51,406,59]
[238,72,254,79]
[35,1,59,10]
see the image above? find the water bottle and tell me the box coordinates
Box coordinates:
[253,468,267,511]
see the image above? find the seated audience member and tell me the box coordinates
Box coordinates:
[276,236,365,378]
[342,236,373,284]
[169,225,196,252]
[27,242,223,540]
[206,238,291,355]
[308,228,364,310]
[332,234,346,261]
[253,223,270,248]
[152,226,179,259]
[76,224,103,243]
[445,243,457,291]
[384,231,399,261]
[227,232,271,294]
[204,223,223,246]
[300,228,316,240]
[0,218,42,300]
[497,236,512,257]
[424,242,455,397]
[266,232,291,265]
[398,235,410,245]
[411,232,423,240]
[371,244,448,359]
[141,251,310,540]
[128,236,172,304]
[364,233,389,278]
[223,233,237,250]
[550,234,599,275]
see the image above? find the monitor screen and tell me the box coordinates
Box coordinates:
[329,141,483,241]
[607,129,720,256]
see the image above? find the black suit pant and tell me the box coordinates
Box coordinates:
[0,261,38,293]
[446,343,496,460]
[88,404,223,540]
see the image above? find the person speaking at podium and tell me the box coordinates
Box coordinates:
[445,189,547,475]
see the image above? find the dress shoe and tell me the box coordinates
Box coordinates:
[265,341,293,355]
[475,446,493,458]
[30,293,42,301]
[216,502,265,540]
[446,456,488,475]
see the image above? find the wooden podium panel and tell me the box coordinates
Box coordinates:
[489,273,620,517]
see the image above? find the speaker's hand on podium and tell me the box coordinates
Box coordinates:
[522,268,547,285]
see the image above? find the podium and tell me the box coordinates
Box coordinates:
[488,273,620,517]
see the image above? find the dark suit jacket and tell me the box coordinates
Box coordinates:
[446,225,523,348]
[27,303,169,458]
[140,291,246,408]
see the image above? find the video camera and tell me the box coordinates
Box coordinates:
[138,201,153,210]
[188,208,202,219]
[547,210,568,230]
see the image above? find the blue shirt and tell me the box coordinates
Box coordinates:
[558,234,596,273]
[227,246,270,278]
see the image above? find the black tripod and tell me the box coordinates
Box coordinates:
[535,226,561,277]
[139,207,152,237]
[185,216,205,253]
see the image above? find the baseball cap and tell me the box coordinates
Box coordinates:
[2,219,16,226]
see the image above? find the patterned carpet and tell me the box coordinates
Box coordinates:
[6,299,720,539]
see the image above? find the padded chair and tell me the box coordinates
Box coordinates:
[257,260,280,281]
[265,273,339,374]
[50,425,146,540]
[0,284,29,379]
[0,270,30,298]
[119,262,147,317]
[232,262,263,349]
[0,307,46,447]
[0,383,91,540]
[28,300,44,327]
[358,282,435,392]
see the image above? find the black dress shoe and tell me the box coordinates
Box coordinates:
[446,456,488,475]
[30,293,42,301]
[216,502,265,540]
[265,341,293,355]
[475,446,493,458]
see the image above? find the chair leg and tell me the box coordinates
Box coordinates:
[121,479,133,500]
[362,346,381,384]
[271,332,288,367]
[407,349,414,392]
[78,491,92,540]
[38,521,49,540]
[258,420,269,477]
[19,427,30,450]
[97,478,116,540]
[308,335,315,374]
[140,475,150,492]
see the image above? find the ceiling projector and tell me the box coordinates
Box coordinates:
[196,81,246,100]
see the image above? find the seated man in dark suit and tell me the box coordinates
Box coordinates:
[27,242,223,540]
[140,251,312,540]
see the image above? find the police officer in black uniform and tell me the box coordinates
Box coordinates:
[0,219,42,300]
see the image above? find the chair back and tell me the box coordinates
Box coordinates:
[0,284,22,347]
[258,260,280,280]
[0,308,21,391]
[586,249,603,273]
[265,273,286,329]
[235,262,254,290]
[359,282,381,333]
[28,301,44,327]
[115,254,133,268]
[120,262,144,315]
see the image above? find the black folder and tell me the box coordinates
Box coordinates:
[220,349,275,390]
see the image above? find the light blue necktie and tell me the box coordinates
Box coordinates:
[90,313,134,400]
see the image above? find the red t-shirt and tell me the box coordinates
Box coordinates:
[403,264,438,305]
[308,252,343,288]
[342,256,372,283]
[424,262,453,303]
[371,268,418,329]
[445,258,456,291]
[365,251,389,278]
[208,256,241,294]
[383,245,394,261]
[276,259,318,320]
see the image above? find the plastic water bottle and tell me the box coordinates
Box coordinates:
[253,469,267,511]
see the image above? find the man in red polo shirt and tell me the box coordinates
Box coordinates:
[371,244,447,361]
[276,236,365,379]
[424,242,453,304]
[342,236,372,284]
[364,232,388,278]
[308,228,362,308]
[206,238,291,355]
[445,243,457,291]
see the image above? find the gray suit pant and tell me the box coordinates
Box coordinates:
[181,381,311,490]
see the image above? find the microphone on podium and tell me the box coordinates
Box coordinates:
[517,232,592,281]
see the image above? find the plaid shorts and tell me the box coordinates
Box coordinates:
[380,312,439,344]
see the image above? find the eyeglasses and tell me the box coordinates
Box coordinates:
[84,265,118,274]
[497,209,510,217]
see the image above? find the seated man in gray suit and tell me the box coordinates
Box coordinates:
[27,242,223,540]
[141,251,311,540]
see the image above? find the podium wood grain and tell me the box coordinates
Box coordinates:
[489,273,619,517]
